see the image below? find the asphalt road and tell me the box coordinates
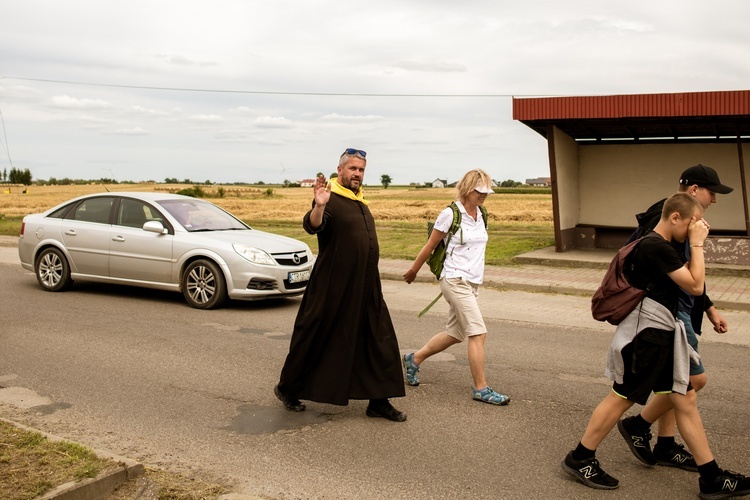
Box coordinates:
[1,257,748,499]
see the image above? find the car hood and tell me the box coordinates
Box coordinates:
[187,229,309,253]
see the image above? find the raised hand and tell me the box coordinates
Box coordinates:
[314,174,331,207]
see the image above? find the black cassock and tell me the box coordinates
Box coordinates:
[278,192,406,405]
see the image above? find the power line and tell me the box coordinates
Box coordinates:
[1,75,529,98]
[0,105,13,169]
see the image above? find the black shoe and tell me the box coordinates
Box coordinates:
[274,384,305,412]
[366,400,407,422]
[654,442,698,472]
[617,416,656,466]
[561,451,619,490]
[699,470,750,500]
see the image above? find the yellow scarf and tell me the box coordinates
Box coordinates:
[329,177,368,205]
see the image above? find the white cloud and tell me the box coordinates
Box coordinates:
[229,106,258,114]
[154,53,218,67]
[319,114,385,123]
[190,114,224,122]
[254,116,293,128]
[388,60,467,73]
[0,84,42,103]
[214,130,252,143]
[128,105,168,117]
[110,127,149,135]
[50,95,112,110]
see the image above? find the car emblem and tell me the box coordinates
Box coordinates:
[293,253,301,264]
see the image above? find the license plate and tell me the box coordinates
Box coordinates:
[288,269,310,283]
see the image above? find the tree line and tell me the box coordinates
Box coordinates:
[1,167,33,185]
[1,166,531,189]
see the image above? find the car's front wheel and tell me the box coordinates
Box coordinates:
[182,259,227,309]
[35,247,72,292]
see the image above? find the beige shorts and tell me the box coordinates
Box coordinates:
[439,277,487,341]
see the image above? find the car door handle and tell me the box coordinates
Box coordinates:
[112,235,125,242]
[64,230,77,236]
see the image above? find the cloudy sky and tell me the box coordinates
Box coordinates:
[1,1,749,186]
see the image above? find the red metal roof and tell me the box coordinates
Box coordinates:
[513,90,750,120]
[513,90,750,140]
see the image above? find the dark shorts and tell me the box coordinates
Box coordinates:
[612,328,692,405]
[677,309,705,376]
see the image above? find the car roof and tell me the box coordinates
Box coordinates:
[58,192,201,205]
[41,191,200,215]
[81,191,192,201]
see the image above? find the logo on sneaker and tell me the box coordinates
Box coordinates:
[579,466,598,479]
[672,453,688,464]
[632,436,646,448]
[723,478,738,492]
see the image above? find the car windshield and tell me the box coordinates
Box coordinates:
[159,199,249,232]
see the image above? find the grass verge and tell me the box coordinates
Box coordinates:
[0,215,22,237]
[249,220,553,266]
[0,419,113,500]
[0,420,230,500]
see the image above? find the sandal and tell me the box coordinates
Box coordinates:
[472,386,510,405]
[402,353,420,386]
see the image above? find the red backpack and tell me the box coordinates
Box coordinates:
[591,236,651,325]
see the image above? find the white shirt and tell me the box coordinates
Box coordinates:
[432,200,488,284]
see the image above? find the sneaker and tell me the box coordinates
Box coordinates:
[617,416,656,466]
[654,442,698,472]
[402,353,420,386]
[472,386,510,405]
[699,469,750,500]
[561,451,619,490]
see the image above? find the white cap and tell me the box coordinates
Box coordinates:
[475,183,494,194]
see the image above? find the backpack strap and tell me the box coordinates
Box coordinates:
[449,202,488,232]
[479,205,488,230]
[447,202,462,235]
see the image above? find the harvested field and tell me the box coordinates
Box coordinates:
[1,184,552,226]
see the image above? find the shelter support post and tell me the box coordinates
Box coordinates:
[738,137,749,236]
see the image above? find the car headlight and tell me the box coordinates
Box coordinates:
[233,244,275,265]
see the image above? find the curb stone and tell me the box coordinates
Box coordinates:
[1,418,144,500]
[0,235,16,247]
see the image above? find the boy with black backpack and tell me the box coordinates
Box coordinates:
[618,164,731,472]
[562,193,750,499]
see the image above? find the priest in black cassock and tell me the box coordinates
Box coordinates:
[274,148,407,422]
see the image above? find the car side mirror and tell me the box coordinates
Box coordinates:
[143,221,168,234]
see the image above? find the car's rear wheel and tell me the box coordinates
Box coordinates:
[182,259,227,309]
[35,247,72,292]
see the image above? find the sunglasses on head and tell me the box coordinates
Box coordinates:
[342,148,366,158]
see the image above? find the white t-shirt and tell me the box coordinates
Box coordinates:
[432,201,488,284]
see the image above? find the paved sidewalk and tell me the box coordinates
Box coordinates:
[380,246,750,312]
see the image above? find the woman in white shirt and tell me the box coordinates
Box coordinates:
[402,169,510,405]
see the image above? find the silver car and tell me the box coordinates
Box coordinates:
[18,192,314,309]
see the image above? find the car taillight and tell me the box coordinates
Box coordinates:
[20,222,25,237]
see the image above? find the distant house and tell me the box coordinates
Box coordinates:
[431,178,448,188]
[299,179,316,188]
[525,177,551,187]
